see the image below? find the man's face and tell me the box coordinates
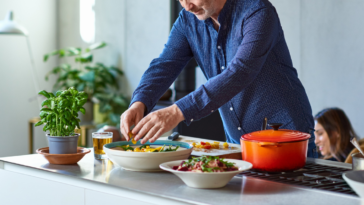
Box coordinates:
[179,0,217,20]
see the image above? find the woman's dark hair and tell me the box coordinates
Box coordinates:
[314,108,357,162]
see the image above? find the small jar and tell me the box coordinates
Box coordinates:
[352,152,364,170]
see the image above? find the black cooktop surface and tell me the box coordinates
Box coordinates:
[236,162,357,196]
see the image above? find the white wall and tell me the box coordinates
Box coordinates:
[0,0,170,157]
[0,0,58,157]
[271,0,364,138]
[58,0,171,97]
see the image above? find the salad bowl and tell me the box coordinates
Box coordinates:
[104,140,193,171]
[160,158,252,188]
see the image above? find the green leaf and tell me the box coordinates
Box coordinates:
[43,50,59,62]
[99,103,112,113]
[38,90,50,98]
[77,91,88,99]
[109,113,119,124]
[79,71,95,82]
[65,47,81,56]
[59,99,70,108]
[76,53,93,63]
[40,111,48,118]
[77,99,87,106]
[40,108,52,112]
[110,66,124,75]
[76,83,86,92]
[68,87,78,96]
[59,49,65,57]
[87,42,107,51]
[41,99,51,107]
[34,121,43,127]
[79,107,86,114]
[113,96,127,106]
[60,90,70,97]
[85,66,98,71]
[43,54,49,62]
[55,90,63,97]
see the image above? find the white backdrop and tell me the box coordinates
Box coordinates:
[0,0,58,157]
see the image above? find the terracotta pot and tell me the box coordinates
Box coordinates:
[240,123,310,172]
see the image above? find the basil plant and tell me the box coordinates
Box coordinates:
[35,87,87,136]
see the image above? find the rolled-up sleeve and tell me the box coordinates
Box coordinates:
[175,7,280,125]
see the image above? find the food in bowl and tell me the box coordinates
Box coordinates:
[159,158,253,188]
[104,140,193,171]
[117,144,180,152]
[191,141,229,149]
[129,132,137,144]
[173,156,238,172]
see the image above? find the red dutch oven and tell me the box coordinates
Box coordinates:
[240,123,311,172]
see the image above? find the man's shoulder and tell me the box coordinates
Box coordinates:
[233,0,274,16]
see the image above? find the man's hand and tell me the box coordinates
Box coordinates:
[132,104,185,144]
[120,102,146,141]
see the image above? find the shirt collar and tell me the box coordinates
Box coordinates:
[203,0,233,29]
[217,0,233,24]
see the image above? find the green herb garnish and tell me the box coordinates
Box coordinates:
[117,145,134,151]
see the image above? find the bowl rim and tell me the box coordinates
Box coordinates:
[343,170,364,183]
[159,159,252,175]
[104,140,193,154]
[36,147,91,156]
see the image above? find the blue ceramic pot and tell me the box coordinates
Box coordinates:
[47,134,80,154]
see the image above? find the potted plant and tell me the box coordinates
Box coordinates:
[34,87,88,154]
[43,42,128,124]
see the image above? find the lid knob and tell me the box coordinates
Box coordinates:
[268,123,283,131]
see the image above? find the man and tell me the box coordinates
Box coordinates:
[120,0,317,157]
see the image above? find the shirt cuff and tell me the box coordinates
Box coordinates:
[175,94,200,126]
[130,92,155,116]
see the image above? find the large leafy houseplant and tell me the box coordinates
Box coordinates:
[43,42,129,127]
[34,87,88,154]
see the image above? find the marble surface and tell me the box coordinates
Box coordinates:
[0,151,361,205]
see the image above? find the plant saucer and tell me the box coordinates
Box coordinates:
[37,147,90,165]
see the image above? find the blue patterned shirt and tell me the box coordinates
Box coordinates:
[131,0,315,154]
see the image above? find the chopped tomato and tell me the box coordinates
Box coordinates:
[204,145,211,149]
[200,141,206,145]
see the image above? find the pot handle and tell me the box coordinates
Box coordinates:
[268,123,283,130]
[258,142,280,147]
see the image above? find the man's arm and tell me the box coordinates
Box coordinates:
[130,14,193,115]
[121,13,193,141]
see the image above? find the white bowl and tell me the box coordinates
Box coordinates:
[104,140,193,171]
[159,159,252,188]
[343,170,364,198]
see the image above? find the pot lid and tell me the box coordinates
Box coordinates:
[241,123,311,143]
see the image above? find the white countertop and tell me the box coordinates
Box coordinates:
[0,149,361,205]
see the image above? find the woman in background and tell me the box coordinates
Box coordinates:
[314,107,357,162]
